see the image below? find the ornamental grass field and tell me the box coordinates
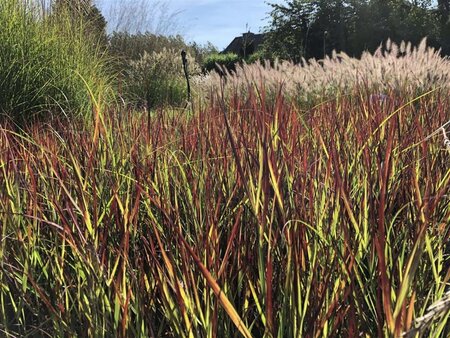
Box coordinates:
[1,31,450,338]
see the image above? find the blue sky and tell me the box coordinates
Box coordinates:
[97,0,282,50]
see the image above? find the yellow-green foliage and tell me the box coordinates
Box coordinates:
[203,52,240,72]
[125,48,201,108]
[0,0,114,122]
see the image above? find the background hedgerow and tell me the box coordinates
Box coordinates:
[203,52,241,73]
[202,51,271,75]
[0,40,449,336]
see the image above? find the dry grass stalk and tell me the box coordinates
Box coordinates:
[403,291,450,337]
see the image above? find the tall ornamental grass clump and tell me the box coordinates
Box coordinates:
[0,0,113,122]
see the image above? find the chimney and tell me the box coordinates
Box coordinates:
[242,31,254,39]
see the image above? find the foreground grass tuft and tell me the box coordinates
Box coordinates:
[1,73,449,336]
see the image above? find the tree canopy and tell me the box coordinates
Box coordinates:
[264,0,450,61]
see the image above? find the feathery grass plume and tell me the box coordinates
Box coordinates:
[197,38,450,107]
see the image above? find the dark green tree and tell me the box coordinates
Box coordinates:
[367,0,438,46]
[437,0,450,54]
[438,0,450,20]
[263,0,360,61]
[263,1,320,61]
[307,0,358,58]
[264,0,445,61]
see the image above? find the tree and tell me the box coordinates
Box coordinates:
[438,0,450,21]
[437,0,450,54]
[263,1,318,62]
[263,0,359,61]
[307,0,358,57]
[367,0,438,46]
[264,0,445,61]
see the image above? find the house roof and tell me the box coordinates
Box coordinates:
[223,32,265,56]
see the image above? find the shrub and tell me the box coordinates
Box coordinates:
[189,41,219,65]
[0,0,114,122]
[203,52,240,73]
[125,48,201,109]
[246,49,267,64]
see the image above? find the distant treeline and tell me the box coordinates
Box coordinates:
[262,0,450,61]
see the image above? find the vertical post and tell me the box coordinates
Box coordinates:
[181,50,191,104]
